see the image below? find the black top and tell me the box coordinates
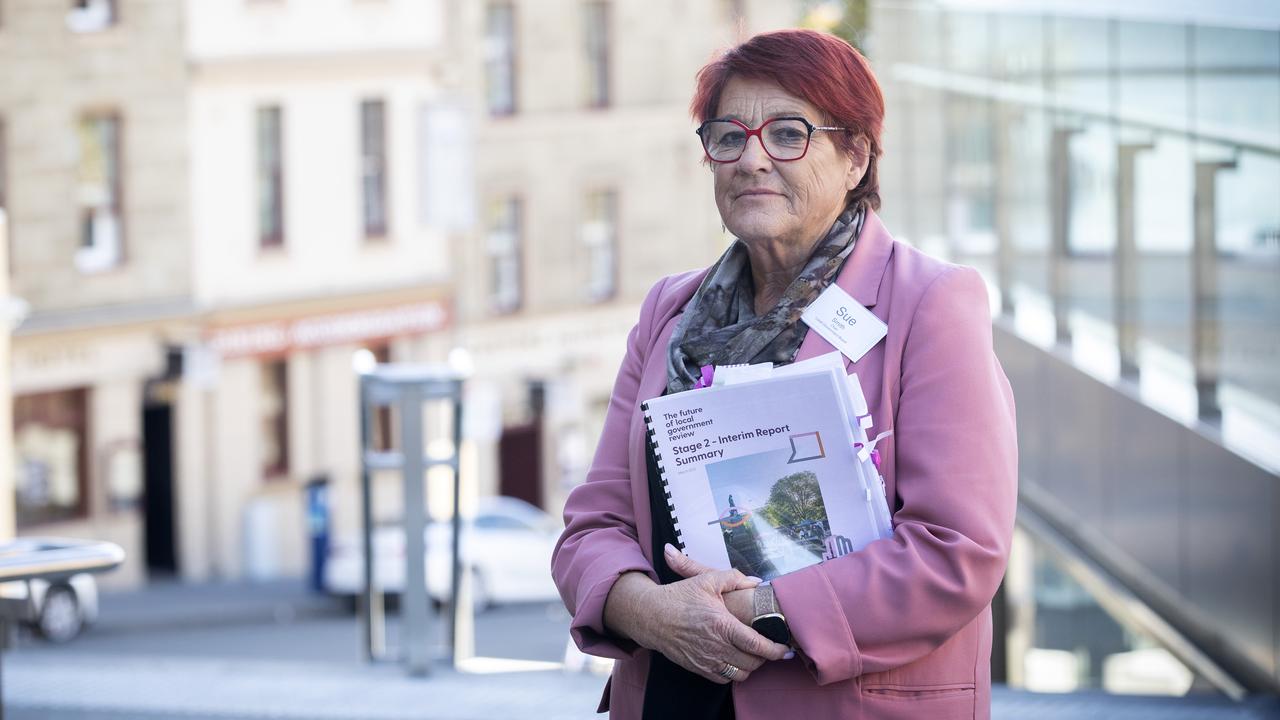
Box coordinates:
[641,439,735,720]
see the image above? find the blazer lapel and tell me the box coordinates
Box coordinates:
[794,209,894,368]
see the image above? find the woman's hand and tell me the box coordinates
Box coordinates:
[652,568,789,683]
[603,563,790,684]
[664,544,757,625]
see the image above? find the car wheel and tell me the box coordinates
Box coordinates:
[38,584,84,643]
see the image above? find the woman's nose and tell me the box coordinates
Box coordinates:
[736,133,773,171]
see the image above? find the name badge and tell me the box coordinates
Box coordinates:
[800,284,887,364]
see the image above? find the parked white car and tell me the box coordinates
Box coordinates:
[0,573,99,642]
[324,496,562,610]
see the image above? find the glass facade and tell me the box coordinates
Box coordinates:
[872,2,1280,468]
[872,2,1279,698]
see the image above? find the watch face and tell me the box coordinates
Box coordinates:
[752,615,791,645]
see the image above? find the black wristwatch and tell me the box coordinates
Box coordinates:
[750,582,791,645]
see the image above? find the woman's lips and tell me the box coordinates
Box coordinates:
[736,189,782,199]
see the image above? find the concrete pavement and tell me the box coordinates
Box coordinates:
[9,651,1280,720]
[4,578,607,719]
[6,652,607,720]
[88,578,349,634]
[4,579,1277,719]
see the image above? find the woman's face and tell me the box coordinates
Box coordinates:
[710,76,867,251]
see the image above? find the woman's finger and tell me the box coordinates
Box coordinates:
[719,647,766,674]
[693,654,756,685]
[725,619,791,661]
[664,546,762,593]
[707,568,761,593]
[663,543,716,578]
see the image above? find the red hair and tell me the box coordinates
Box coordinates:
[690,29,885,211]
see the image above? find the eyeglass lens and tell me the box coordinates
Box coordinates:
[700,119,811,161]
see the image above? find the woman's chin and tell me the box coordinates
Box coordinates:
[725,217,791,243]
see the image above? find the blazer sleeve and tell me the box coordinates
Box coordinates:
[550,277,669,660]
[770,265,1018,685]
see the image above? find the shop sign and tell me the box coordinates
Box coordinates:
[208,300,449,359]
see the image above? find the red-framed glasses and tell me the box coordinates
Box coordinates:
[695,116,851,163]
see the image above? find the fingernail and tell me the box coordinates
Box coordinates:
[663,543,677,556]
[745,576,762,583]
[783,651,795,660]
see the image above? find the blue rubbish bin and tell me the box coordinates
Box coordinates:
[305,475,330,593]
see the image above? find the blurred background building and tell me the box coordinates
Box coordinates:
[1,0,1278,711]
[2,0,454,587]
[0,0,797,589]
[451,0,796,528]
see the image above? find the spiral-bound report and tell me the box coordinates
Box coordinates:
[641,365,893,581]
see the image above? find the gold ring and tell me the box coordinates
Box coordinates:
[718,663,740,680]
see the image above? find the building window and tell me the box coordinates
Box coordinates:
[0,116,7,219]
[367,343,393,451]
[74,113,123,273]
[582,189,617,302]
[261,359,289,480]
[14,389,90,526]
[257,106,285,248]
[66,0,117,32]
[360,99,389,239]
[484,3,517,116]
[486,196,522,313]
[583,2,611,108]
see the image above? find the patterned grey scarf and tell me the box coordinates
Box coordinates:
[666,206,866,394]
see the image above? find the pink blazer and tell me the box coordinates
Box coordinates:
[552,210,1018,720]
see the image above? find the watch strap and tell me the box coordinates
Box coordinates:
[753,582,780,619]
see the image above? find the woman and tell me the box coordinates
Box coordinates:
[552,29,1017,720]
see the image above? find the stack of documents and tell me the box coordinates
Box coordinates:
[642,353,893,581]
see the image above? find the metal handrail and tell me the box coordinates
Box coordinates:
[1015,488,1253,700]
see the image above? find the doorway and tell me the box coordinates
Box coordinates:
[498,423,543,509]
[142,398,177,576]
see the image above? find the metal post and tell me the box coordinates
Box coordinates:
[1192,158,1236,421]
[448,391,465,662]
[990,13,1014,318]
[1115,142,1154,380]
[400,383,430,676]
[1049,127,1081,346]
[356,366,465,676]
[1,616,6,720]
[358,378,385,662]
[993,107,1015,317]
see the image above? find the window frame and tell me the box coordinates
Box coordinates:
[583,1,612,109]
[261,358,290,481]
[75,111,126,273]
[14,388,92,527]
[67,0,118,33]
[367,343,394,451]
[360,98,390,240]
[486,195,524,314]
[256,105,286,250]
[582,188,619,303]
[484,2,518,117]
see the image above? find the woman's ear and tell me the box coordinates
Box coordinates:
[846,134,871,191]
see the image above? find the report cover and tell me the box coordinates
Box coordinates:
[642,369,892,581]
